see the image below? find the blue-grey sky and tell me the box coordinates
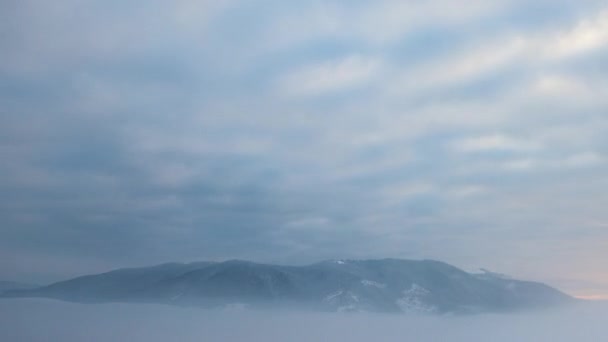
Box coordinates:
[1,0,608,298]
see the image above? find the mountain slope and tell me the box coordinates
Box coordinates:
[1,259,574,314]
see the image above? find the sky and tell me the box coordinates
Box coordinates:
[1,0,607,298]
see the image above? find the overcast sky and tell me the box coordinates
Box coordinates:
[1,0,608,298]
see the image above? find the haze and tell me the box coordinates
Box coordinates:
[1,299,608,341]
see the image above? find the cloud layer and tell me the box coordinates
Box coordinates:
[1,0,607,296]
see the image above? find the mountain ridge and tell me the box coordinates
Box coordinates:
[1,258,575,314]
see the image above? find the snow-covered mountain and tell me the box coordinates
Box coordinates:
[1,259,574,314]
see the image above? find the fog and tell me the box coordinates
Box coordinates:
[1,299,606,341]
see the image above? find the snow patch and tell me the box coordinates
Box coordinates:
[396,284,436,314]
[324,290,361,312]
[324,290,344,302]
[361,279,386,289]
[170,291,184,301]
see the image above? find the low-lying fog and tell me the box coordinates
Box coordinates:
[1,298,606,341]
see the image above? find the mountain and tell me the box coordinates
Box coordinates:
[1,259,574,314]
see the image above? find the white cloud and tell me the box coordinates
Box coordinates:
[430,38,527,85]
[501,158,538,171]
[382,9,608,100]
[384,37,528,97]
[532,74,589,97]
[543,10,608,59]
[499,152,604,172]
[518,72,608,111]
[446,185,488,198]
[559,152,604,168]
[451,134,541,153]
[278,55,381,96]
[380,182,436,204]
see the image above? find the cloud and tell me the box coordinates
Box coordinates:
[559,152,604,168]
[500,152,604,172]
[446,185,488,198]
[450,134,541,153]
[277,55,381,96]
[544,10,608,59]
[1,0,608,297]
[532,74,590,97]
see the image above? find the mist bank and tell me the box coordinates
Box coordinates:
[2,259,573,314]
[0,281,37,292]
[0,298,605,342]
